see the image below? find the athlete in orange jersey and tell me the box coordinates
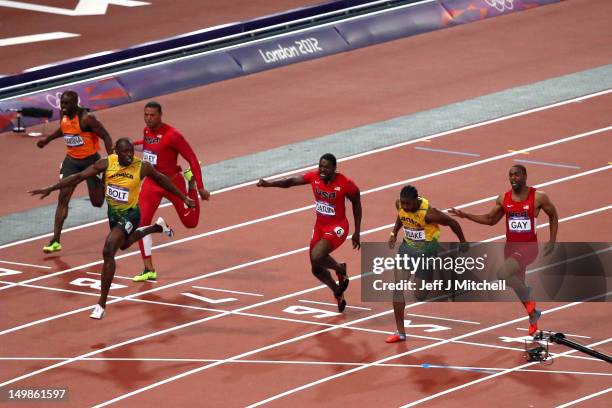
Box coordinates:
[36,90,113,253]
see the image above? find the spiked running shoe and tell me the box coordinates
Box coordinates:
[528,309,542,336]
[132,269,157,282]
[42,241,62,253]
[337,262,349,293]
[89,304,105,320]
[385,332,407,343]
[335,292,347,313]
[156,217,174,237]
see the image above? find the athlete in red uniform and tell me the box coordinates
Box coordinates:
[257,153,362,312]
[450,165,558,335]
[132,101,210,282]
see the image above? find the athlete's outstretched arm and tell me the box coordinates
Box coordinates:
[29,158,108,199]
[348,189,362,249]
[426,208,468,245]
[538,191,558,255]
[141,162,195,208]
[449,194,505,226]
[36,128,63,148]
[257,175,308,188]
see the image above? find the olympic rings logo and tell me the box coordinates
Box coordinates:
[45,91,82,110]
[483,0,515,12]
[45,92,63,109]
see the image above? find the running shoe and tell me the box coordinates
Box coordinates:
[156,217,174,237]
[385,332,407,343]
[335,292,347,313]
[528,309,541,336]
[132,269,157,282]
[336,262,349,292]
[42,241,62,253]
[89,304,105,320]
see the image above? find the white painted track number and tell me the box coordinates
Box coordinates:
[70,277,127,291]
[283,305,340,319]
[403,319,451,332]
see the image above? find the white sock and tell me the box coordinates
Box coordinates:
[143,234,153,257]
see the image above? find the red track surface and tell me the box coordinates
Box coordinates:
[1,1,611,407]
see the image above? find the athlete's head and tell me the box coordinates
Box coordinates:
[508,165,527,192]
[318,153,337,182]
[399,185,420,212]
[115,137,135,166]
[60,90,79,118]
[144,101,163,130]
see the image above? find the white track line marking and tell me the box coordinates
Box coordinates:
[0,356,609,377]
[245,297,611,408]
[405,313,480,325]
[555,387,612,408]
[0,200,608,338]
[515,328,591,339]
[3,280,601,364]
[86,271,134,281]
[514,158,580,169]
[191,286,263,297]
[0,260,50,269]
[399,337,612,407]
[0,32,79,46]
[414,146,480,157]
[298,299,371,310]
[0,91,609,250]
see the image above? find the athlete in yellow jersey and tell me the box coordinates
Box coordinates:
[385,185,468,343]
[36,90,114,253]
[30,138,195,320]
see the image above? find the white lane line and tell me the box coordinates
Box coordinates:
[0,89,608,251]
[363,126,611,195]
[0,275,601,363]
[405,313,480,325]
[191,286,263,297]
[414,146,480,157]
[399,337,612,407]
[0,32,79,46]
[514,158,580,169]
[2,135,609,294]
[555,387,612,408]
[515,328,591,339]
[245,298,611,408]
[1,199,607,338]
[298,299,372,310]
[86,271,135,281]
[0,260,50,269]
[1,356,609,378]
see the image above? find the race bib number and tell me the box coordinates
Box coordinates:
[509,217,531,232]
[106,184,129,203]
[334,226,345,237]
[404,227,426,241]
[143,150,157,165]
[315,200,336,216]
[64,134,84,147]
